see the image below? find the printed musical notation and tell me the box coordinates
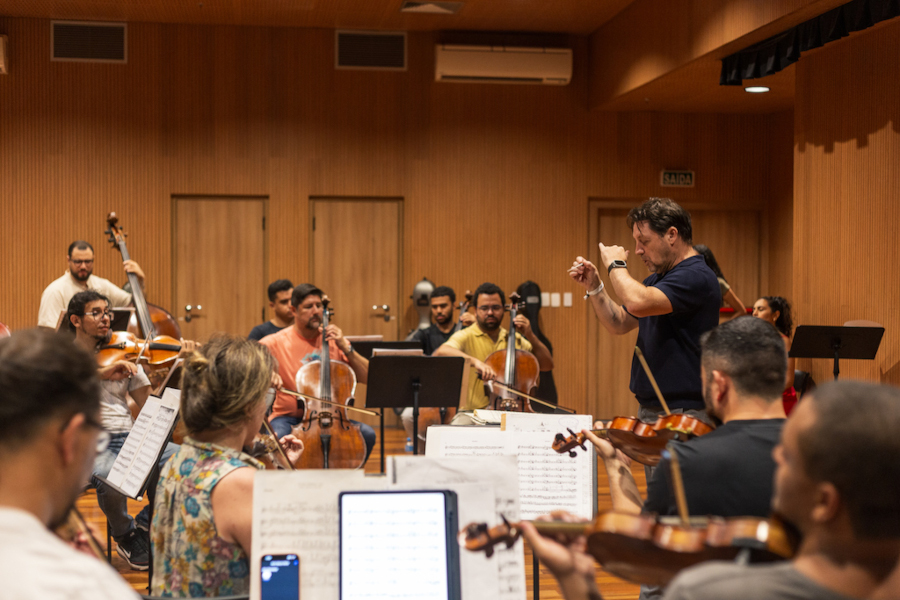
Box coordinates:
[106,388,180,498]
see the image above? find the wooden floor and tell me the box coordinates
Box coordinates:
[76,426,643,599]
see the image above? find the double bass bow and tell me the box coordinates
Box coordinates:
[105,213,183,390]
[289,298,369,470]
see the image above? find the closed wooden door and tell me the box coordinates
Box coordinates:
[310,198,402,427]
[174,197,266,343]
[310,199,401,340]
[587,204,762,419]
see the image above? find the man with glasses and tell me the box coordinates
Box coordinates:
[0,328,139,598]
[66,290,184,571]
[434,282,554,424]
[38,240,147,328]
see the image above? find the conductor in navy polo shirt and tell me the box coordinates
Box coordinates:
[569,198,720,427]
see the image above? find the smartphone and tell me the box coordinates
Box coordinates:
[339,490,460,600]
[260,553,300,600]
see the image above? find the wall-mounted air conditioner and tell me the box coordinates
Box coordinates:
[434,44,572,85]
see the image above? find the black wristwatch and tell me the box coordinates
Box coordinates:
[608,260,627,274]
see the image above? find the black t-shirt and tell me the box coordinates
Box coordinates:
[643,419,785,518]
[410,324,456,356]
[248,321,286,341]
[628,254,720,410]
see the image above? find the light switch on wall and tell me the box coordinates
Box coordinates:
[563,292,572,307]
[550,293,561,307]
[541,292,551,307]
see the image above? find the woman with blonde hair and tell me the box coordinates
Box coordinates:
[150,335,302,598]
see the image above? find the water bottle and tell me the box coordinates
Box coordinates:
[405,437,413,453]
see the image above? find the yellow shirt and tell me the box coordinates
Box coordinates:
[443,324,533,411]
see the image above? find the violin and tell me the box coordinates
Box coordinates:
[247,419,296,471]
[289,299,368,469]
[484,292,539,412]
[553,346,713,465]
[553,414,713,466]
[461,511,796,586]
[106,213,183,389]
[95,331,181,369]
[452,290,473,333]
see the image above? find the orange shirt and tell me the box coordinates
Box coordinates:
[259,326,347,420]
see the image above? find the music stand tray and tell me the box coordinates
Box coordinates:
[351,340,423,360]
[366,356,465,455]
[790,325,884,381]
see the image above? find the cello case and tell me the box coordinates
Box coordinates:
[516,281,559,413]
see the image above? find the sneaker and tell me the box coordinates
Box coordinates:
[115,528,150,571]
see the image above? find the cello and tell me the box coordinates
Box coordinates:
[484,292,539,412]
[289,298,368,469]
[105,213,182,389]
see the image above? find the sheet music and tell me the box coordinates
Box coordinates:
[501,412,593,434]
[392,454,525,600]
[426,425,595,521]
[106,388,180,498]
[250,470,386,600]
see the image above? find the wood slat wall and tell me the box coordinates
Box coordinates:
[0,17,790,417]
[793,19,900,385]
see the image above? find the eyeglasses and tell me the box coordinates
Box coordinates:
[83,415,111,454]
[69,259,94,266]
[477,305,504,313]
[83,309,112,320]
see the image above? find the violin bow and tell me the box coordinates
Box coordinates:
[278,387,381,417]
[68,507,106,560]
[260,419,295,471]
[663,449,691,525]
[634,346,671,416]
[486,381,576,413]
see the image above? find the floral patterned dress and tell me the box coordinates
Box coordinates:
[150,437,264,597]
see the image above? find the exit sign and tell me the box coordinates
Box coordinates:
[660,170,695,188]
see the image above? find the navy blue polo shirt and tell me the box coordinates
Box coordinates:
[626,254,720,410]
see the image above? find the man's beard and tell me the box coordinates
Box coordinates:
[434,313,452,326]
[478,317,500,332]
[70,266,91,282]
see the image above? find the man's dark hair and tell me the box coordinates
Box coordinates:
[67,240,94,256]
[291,283,324,307]
[267,279,294,302]
[700,316,786,400]
[626,198,693,244]
[65,290,109,333]
[761,295,793,338]
[430,286,456,303]
[799,381,900,538]
[0,329,101,449]
[473,282,505,308]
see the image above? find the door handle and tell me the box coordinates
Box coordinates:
[371,304,392,322]
[184,304,203,323]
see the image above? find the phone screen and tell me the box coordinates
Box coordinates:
[339,490,460,600]
[260,554,299,600]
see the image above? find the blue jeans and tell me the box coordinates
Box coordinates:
[270,416,376,466]
[91,432,178,540]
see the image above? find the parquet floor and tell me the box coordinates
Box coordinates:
[76,427,643,599]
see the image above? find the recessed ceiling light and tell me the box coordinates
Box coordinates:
[744,86,770,93]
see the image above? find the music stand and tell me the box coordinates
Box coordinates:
[366,356,466,457]
[351,340,423,360]
[789,325,884,381]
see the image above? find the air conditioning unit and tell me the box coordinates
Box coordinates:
[435,44,572,85]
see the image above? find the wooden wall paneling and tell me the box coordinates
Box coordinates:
[1,17,787,420]
[794,19,900,384]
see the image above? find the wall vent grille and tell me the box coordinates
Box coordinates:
[51,21,127,63]
[336,31,406,71]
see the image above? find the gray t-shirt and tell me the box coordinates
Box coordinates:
[100,365,151,434]
[665,562,858,600]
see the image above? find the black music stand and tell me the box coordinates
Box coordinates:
[365,356,466,458]
[790,325,884,381]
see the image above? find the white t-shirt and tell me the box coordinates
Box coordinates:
[38,272,132,328]
[0,506,139,600]
[100,365,151,434]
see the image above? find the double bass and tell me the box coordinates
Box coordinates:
[484,292,539,412]
[289,299,367,469]
[105,213,182,390]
